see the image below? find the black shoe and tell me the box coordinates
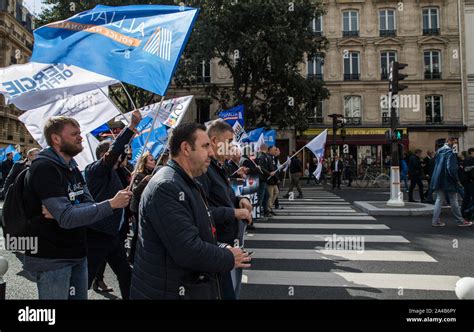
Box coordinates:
[270,211,277,216]
[247,224,256,230]
[93,280,113,293]
[264,212,273,217]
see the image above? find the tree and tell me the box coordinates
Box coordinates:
[174,0,330,132]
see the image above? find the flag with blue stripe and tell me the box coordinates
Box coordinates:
[131,122,168,164]
[31,4,199,96]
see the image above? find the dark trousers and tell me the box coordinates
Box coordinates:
[87,230,132,300]
[307,173,318,185]
[462,183,474,217]
[409,176,424,201]
[257,182,269,214]
[332,172,341,189]
[221,271,235,300]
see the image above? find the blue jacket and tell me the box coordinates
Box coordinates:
[400,159,408,178]
[430,144,460,192]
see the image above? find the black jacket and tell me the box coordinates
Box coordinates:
[256,152,273,182]
[0,159,13,181]
[197,158,246,245]
[408,155,423,178]
[0,159,27,197]
[463,156,474,184]
[290,157,303,174]
[85,127,134,236]
[331,160,344,173]
[130,160,235,299]
[224,159,241,179]
[130,169,152,214]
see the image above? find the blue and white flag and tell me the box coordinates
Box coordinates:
[0,62,117,110]
[31,4,199,96]
[131,122,168,164]
[264,130,276,147]
[2,145,21,163]
[305,129,327,180]
[242,127,265,143]
[218,105,246,142]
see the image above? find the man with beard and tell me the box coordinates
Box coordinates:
[23,116,132,299]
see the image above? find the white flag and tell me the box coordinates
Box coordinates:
[119,95,193,129]
[283,156,291,172]
[75,133,100,171]
[0,62,117,110]
[305,129,328,180]
[18,88,121,148]
[254,133,266,153]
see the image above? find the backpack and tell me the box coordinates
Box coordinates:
[1,167,30,238]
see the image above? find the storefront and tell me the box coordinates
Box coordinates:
[298,127,409,174]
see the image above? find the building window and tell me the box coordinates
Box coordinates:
[307,55,324,80]
[344,96,362,125]
[379,9,396,36]
[343,52,360,80]
[381,106,399,125]
[196,60,211,84]
[424,50,441,79]
[380,51,397,80]
[423,8,439,35]
[425,95,443,124]
[343,11,359,37]
[196,99,211,124]
[308,100,324,124]
[310,16,323,36]
[0,0,7,11]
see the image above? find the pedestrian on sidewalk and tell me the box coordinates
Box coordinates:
[461,147,474,218]
[344,155,356,187]
[408,149,425,202]
[330,155,343,190]
[430,137,472,227]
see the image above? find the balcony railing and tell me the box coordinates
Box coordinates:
[307,73,323,80]
[345,117,362,125]
[379,30,396,37]
[308,116,324,124]
[426,115,443,124]
[424,71,441,80]
[344,73,360,81]
[382,116,399,125]
[343,30,359,37]
[423,28,440,35]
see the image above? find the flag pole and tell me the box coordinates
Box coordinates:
[120,82,138,110]
[128,94,167,190]
[152,98,191,173]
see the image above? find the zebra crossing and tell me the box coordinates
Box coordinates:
[240,187,461,299]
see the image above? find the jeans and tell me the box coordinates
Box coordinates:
[432,190,464,224]
[33,258,88,300]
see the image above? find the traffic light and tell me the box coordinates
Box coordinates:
[389,61,408,94]
[394,129,403,141]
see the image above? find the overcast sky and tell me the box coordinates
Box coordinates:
[23,0,50,16]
